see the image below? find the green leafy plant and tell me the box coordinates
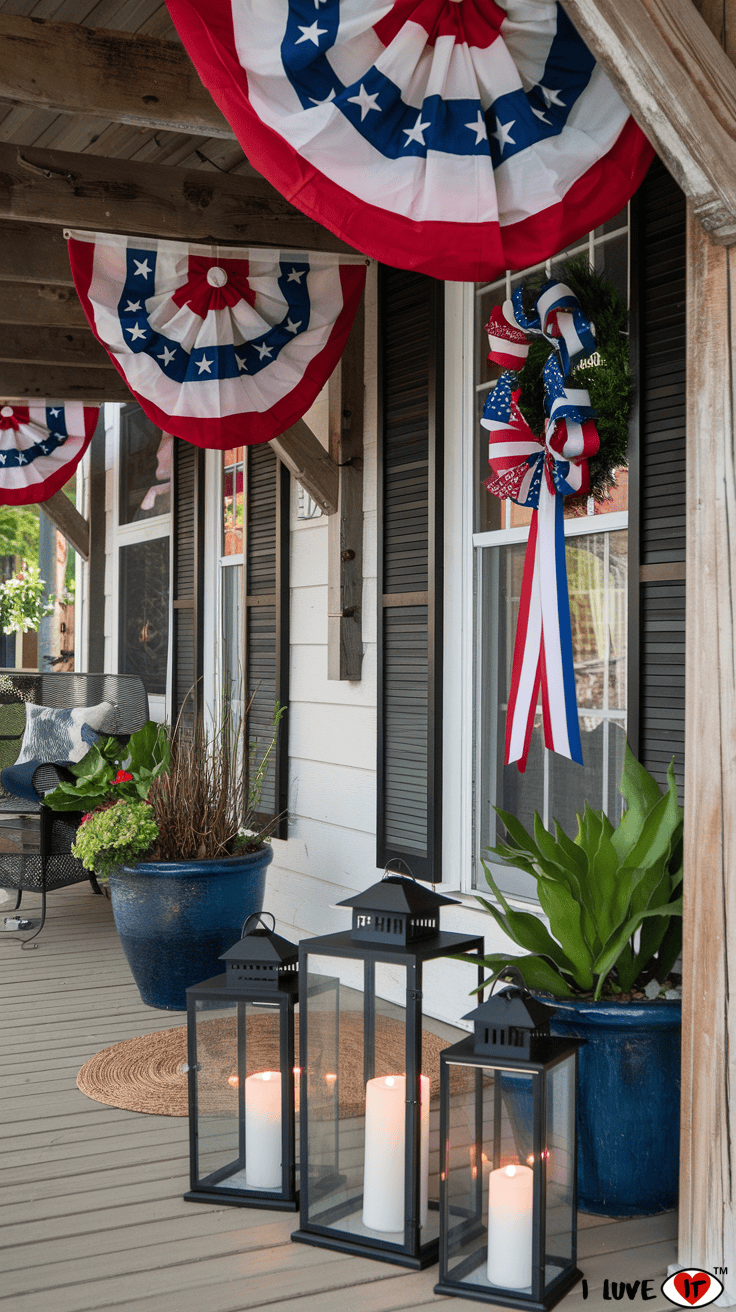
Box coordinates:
[463,745,683,1000]
[0,564,54,635]
[73,799,159,882]
[43,720,171,814]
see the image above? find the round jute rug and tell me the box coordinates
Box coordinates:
[77,1014,456,1118]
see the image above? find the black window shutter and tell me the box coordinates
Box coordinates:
[629,160,686,799]
[171,437,205,730]
[377,268,444,881]
[245,444,290,838]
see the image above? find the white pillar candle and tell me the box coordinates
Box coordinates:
[362,1074,430,1233]
[245,1070,282,1189]
[487,1163,534,1288]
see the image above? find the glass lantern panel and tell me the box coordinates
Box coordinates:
[444,1061,540,1296]
[301,959,342,1221]
[193,997,287,1193]
[544,1055,576,1289]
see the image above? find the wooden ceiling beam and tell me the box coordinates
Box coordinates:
[0,325,110,368]
[0,281,86,326]
[0,14,234,139]
[0,220,73,285]
[0,143,358,253]
[560,0,736,243]
[0,363,128,403]
[40,492,89,562]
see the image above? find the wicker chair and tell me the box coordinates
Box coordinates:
[0,673,149,945]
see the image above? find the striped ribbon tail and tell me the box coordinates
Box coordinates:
[505,484,583,771]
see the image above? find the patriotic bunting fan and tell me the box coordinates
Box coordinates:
[67,230,368,450]
[0,404,99,506]
[165,0,653,282]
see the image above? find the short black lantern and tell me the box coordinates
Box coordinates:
[435,973,583,1309]
[291,867,485,1269]
[184,912,299,1210]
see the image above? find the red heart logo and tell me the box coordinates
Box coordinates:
[673,1273,712,1304]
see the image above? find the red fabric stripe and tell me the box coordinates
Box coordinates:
[505,508,539,769]
[166,0,654,282]
[373,0,505,51]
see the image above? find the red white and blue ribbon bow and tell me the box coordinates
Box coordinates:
[165,0,653,283]
[66,230,367,451]
[482,285,600,771]
[0,404,99,506]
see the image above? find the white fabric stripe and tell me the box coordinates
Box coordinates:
[485,440,539,458]
[548,388,590,420]
[507,519,543,761]
[493,65,629,225]
[497,0,557,91]
[488,337,527,360]
[537,486,570,755]
[537,282,573,328]
[556,310,584,359]
[67,229,366,266]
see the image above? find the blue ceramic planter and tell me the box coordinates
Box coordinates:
[548,998,681,1217]
[108,845,273,1011]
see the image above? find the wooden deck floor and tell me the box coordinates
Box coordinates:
[0,883,677,1312]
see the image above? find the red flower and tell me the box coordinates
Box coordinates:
[114,770,133,784]
[80,812,91,825]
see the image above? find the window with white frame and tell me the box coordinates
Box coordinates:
[116,405,171,710]
[473,210,629,898]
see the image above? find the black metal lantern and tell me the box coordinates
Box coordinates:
[435,973,583,1309]
[291,868,485,1269]
[184,912,300,1210]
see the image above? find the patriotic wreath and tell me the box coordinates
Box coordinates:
[510,255,632,505]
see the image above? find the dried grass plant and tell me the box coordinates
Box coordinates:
[147,696,284,863]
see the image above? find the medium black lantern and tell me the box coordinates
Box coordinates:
[184,912,300,1210]
[435,973,583,1309]
[291,868,485,1269]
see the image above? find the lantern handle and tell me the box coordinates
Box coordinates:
[241,910,276,937]
[490,965,531,998]
[382,858,416,882]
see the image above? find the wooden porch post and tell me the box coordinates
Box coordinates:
[681,216,736,1291]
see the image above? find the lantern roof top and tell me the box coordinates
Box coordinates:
[219,914,298,965]
[462,987,557,1030]
[338,874,458,915]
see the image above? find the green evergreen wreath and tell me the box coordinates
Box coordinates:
[516,254,632,504]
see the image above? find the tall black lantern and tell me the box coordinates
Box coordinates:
[184,912,300,1210]
[435,977,583,1309]
[291,870,485,1269]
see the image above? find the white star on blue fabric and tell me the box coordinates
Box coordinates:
[348,84,381,121]
[0,454,6,465]
[256,343,273,360]
[40,444,48,454]
[235,353,248,372]
[309,88,336,105]
[403,114,430,147]
[492,117,516,152]
[126,323,147,342]
[196,356,213,374]
[296,20,327,45]
[539,86,565,108]
[124,299,142,313]
[287,269,305,283]
[133,259,152,279]
[465,111,487,145]
[49,408,61,416]
[285,318,302,334]
[531,107,552,125]
[157,346,176,366]
[17,452,25,464]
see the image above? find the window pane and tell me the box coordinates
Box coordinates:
[118,537,170,696]
[594,232,628,304]
[119,406,171,524]
[222,563,243,712]
[223,448,244,556]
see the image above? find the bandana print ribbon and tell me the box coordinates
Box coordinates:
[482,283,600,771]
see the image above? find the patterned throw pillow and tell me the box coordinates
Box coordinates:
[15,700,119,766]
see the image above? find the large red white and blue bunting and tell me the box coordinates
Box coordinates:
[482,285,600,771]
[0,404,99,506]
[165,0,653,282]
[66,230,368,450]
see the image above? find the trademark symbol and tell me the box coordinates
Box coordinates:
[714,1268,728,1276]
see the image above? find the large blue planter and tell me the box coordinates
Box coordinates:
[548,998,681,1217]
[108,845,273,1011]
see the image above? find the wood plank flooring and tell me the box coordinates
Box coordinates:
[0,883,677,1312]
